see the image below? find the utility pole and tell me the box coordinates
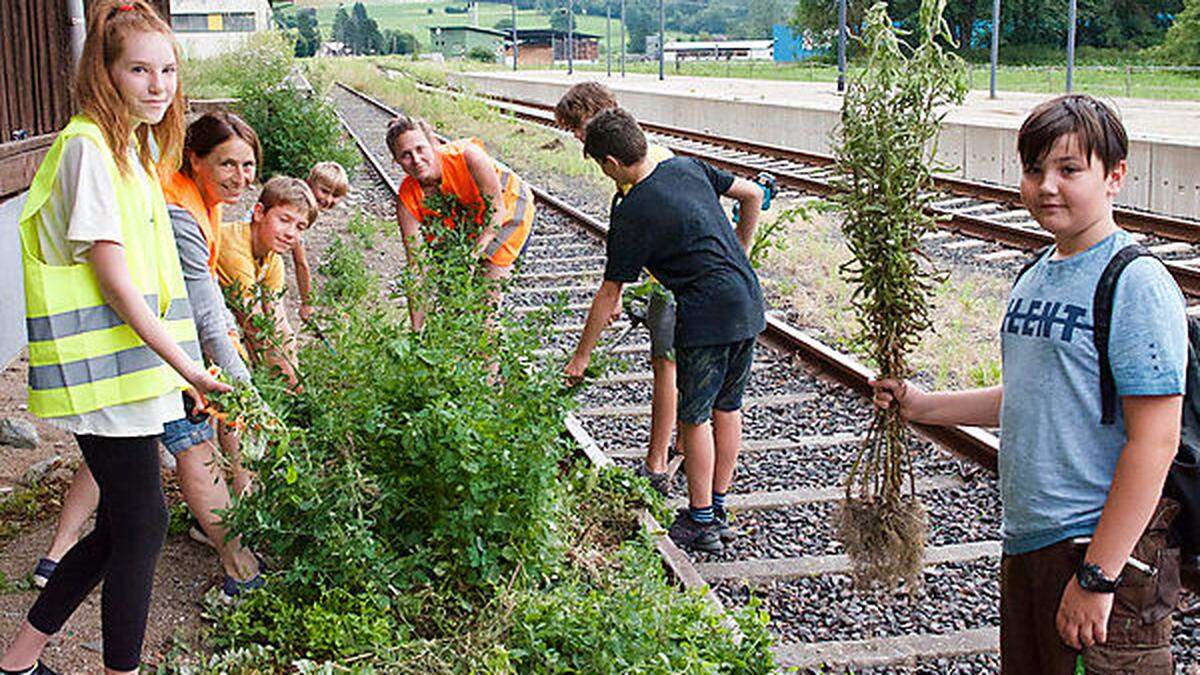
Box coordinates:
[620,0,626,77]
[1066,0,1077,92]
[606,5,612,77]
[511,0,518,71]
[568,0,574,75]
[658,0,665,81]
[989,0,1000,98]
[837,0,847,93]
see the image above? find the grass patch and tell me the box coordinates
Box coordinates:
[762,199,1007,390]
[0,480,63,546]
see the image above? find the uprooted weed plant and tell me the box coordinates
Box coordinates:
[191,200,774,672]
[833,0,968,590]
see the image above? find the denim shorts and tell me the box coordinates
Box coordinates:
[675,338,755,425]
[160,416,215,457]
[646,289,676,360]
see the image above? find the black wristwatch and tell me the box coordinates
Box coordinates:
[1076,562,1122,593]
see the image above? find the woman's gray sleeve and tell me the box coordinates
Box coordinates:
[170,208,253,382]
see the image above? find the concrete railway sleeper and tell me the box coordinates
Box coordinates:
[331,81,1200,672]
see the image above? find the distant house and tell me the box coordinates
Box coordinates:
[505,29,599,66]
[170,0,273,59]
[318,41,352,57]
[663,39,775,62]
[429,25,508,60]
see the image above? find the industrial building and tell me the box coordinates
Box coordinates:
[169,0,274,59]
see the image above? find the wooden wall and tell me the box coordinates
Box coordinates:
[0,0,171,198]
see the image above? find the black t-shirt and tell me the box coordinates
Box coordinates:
[605,157,765,348]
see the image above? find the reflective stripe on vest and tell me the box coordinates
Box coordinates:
[19,115,200,418]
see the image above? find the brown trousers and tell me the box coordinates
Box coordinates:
[1000,500,1181,674]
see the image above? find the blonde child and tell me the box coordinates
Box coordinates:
[0,3,227,673]
[293,161,349,322]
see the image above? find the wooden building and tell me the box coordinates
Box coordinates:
[1,0,170,364]
[1,0,171,199]
[505,29,599,67]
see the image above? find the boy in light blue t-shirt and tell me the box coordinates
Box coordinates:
[872,94,1186,674]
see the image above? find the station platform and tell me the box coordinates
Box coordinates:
[455,71,1200,220]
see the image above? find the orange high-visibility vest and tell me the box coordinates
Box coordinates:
[161,169,223,275]
[397,139,534,267]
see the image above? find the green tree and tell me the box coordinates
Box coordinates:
[295,8,321,58]
[1157,0,1200,62]
[332,6,356,46]
[625,3,654,52]
[791,0,869,44]
[745,0,784,37]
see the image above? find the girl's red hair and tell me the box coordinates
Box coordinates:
[76,0,185,176]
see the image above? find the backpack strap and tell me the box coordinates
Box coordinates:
[1093,243,1157,425]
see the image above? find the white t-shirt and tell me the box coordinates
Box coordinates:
[32,136,181,437]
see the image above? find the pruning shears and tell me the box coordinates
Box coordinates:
[732,171,778,224]
[603,293,650,353]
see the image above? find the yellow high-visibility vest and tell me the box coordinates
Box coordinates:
[19,115,200,418]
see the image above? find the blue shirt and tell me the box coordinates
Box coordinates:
[999,230,1187,555]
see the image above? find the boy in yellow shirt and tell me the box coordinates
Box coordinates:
[294,161,349,322]
[218,176,317,387]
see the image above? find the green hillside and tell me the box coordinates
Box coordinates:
[294,0,649,51]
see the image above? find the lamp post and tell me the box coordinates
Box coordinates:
[620,0,626,77]
[658,0,665,81]
[837,0,847,93]
[989,0,1000,98]
[1066,0,1077,92]
[606,5,612,77]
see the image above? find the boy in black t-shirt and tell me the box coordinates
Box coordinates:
[563,108,767,553]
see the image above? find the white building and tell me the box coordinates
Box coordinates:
[663,39,775,62]
[171,0,274,59]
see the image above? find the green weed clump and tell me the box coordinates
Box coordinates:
[189,194,775,672]
[184,31,359,180]
[833,0,968,590]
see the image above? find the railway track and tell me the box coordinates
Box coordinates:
[328,81,1200,672]
[392,73,1200,300]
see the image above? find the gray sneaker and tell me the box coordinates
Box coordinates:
[668,509,723,553]
[635,462,670,497]
[713,505,736,543]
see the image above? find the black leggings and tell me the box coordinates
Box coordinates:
[27,434,168,672]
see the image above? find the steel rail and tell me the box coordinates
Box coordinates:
[449,83,1200,245]
[412,81,1200,298]
[336,80,1001,473]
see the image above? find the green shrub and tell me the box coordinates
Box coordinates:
[183,30,359,180]
[182,32,294,99]
[235,83,360,181]
[467,46,498,63]
[213,586,400,662]
[506,537,776,674]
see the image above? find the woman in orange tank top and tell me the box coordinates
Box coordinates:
[387,115,535,330]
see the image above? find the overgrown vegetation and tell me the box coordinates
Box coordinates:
[832,0,967,590]
[183,32,359,179]
[176,198,774,671]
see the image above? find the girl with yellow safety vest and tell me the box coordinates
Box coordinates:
[28,112,266,616]
[386,115,535,331]
[0,3,227,674]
